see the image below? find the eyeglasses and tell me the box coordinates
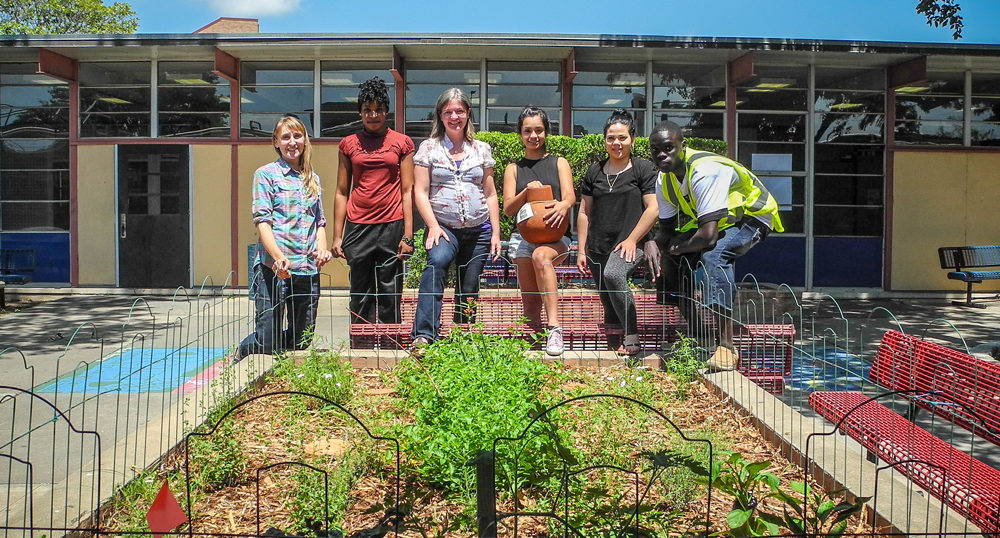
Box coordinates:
[440,108,469,117]
[362,107,387,116]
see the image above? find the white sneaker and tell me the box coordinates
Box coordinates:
[546,327,564,356]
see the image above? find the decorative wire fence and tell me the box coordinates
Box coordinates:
[1,258,999,536]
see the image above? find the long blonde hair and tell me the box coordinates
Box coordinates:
[429,88,476,142]
[272,115,321,198]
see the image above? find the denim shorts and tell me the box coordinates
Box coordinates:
[508,232,572,259]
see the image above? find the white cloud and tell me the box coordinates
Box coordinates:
[205,0,304,17]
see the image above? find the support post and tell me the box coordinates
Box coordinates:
[475,450,497,538]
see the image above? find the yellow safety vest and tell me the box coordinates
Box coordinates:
[661,147,784,233]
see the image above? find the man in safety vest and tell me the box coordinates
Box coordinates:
[646,120,783,371]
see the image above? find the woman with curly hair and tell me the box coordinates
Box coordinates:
[332,76,416,324]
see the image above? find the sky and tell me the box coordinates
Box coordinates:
[129,0,1000,44]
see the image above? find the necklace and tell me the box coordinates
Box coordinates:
[604,162,630,192]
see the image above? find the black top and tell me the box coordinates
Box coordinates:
[580,156,657,257]
[515,154,571,238]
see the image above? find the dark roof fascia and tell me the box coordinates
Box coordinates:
[0,32,998,56]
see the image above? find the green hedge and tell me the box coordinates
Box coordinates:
[472,132,727,238]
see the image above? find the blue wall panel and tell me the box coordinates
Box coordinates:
[0,232,70,283]
[813,237,882,288]
[735,235,806,288]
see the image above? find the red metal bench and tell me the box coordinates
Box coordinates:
[809,390,1000,534]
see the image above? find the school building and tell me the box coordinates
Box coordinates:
[1,24,998,292]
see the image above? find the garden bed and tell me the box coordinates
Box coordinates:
[102,330,874,537]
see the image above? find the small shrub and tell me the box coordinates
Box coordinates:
[188,418,248,491]
[274,348,355,407]
[662,333,703,397]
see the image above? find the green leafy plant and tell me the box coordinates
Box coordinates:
[771,481,870,537]
[188,418,248,491]
[696,452,780,537]
[273,347,355,406]
[662,333,704,397]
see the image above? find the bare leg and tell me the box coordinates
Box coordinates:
[515,257,543,324]
[531,241,568,327]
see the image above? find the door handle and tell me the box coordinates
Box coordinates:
[120,213,126,239]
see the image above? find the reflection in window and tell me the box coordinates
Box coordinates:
[653,63,726,110]
[79,62,151,138]
[971,73,1000,146]
[320,62,394,138]
[652,111,723,141]
[404,61,481,138]
[158,62,230,138]
[737,65,808,111]
[894,71,964,146]
[486,62,560,134]
[572,63,645,136]
[241,62,315,138]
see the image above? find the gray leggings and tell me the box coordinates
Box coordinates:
[589,249,645,336]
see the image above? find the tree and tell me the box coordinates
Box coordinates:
[0,0,138,35]
[917,0,963,39]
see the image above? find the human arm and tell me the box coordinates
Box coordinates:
[667,220,719,255]
[613,193,660,263]
[413,164,449,249]
[664,162,730,255]
[397,151,415,258]
[331,150,352,258]
[482,166,502,259]
[576,194,593,275]
[542,156,576,229]
[313,225,332,268]
[502,163,539,217]
[256,222,290,273]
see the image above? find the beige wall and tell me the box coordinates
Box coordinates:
[237,143,348,287]
[192,145,233,287]
[892,150,1000,290]
[77,145,117,286]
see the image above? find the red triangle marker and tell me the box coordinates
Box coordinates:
[146,480,188,538]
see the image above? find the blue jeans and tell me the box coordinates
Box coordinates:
[412,224,492,341]
[237,264,320,359]
[660,218,767,312]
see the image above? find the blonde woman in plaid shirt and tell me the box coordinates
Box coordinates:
[234,115,333,362]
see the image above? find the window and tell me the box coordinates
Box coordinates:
[571,63,646,136]
[894,71,964,145]
[158,62,230,138]
[79,62,151,137]
[486,62,561,134]
[652,63,726,140]
[971,72,1000,147]
[241,61,315,138]
[404,61,480,138]
[736,66,808,233]
[320,62,395,138]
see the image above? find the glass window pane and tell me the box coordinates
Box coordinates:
[158,62,224,86]
[737,142,805,172]
[79,62,151,86]
[738,113,805,143]
[487,107,561,135]
[0,170,70,200]
[815,175,884,206]
[80,87,151,113]
[1,201,69,230]
[654,63,726,88]
[738,65,808,89]
[777,205,804,234]
[573,63,645,86]
[894,120,963,145]
[79,113,151,137]
[404,107,478,138]
[159,113,230,138]
[487,84,560,107]
[487,62,560,84]
[972,72,1000,96]
[814,206,883,236]
[814,67,885,90]
[573,85,647,108]
[814,145,884,175]
[321,84,396,110]
[971,122,1000,146]
[241,113,314,138]
[971,97,1000,122]
[735,88,807,111]
[240,62,314,85]
[1,107,69,138]
[320,62,392,85]
[895,96,963,121]
[1,85,69,108]
[405,62,481,84]
[241,86,314,114]
[651,111,723,140]
[652,86,726,110]
[571,110,644,137]
[1,139,69,169]
[1,63,67,85]
[814,113,884,143]
[814,91,884,113]
[321,111,365,138]
[159,86,231,113]
[406,84,480,108]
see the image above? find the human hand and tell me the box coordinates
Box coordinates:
[425,226,449,250]
[397,238,414,259]
[526,180,544,189]
[274,257,291,279]
[577,252,590,276]
[542,200,571,229]
[643,241,661,282]
[613,239,638,263]
[330,237,345,259]
[490,234,502,261]
[312,248,333,268]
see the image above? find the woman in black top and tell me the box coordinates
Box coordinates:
[502,107,575,356]
[576,109,659,355]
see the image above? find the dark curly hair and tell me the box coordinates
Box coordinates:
[357,76,390,113]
